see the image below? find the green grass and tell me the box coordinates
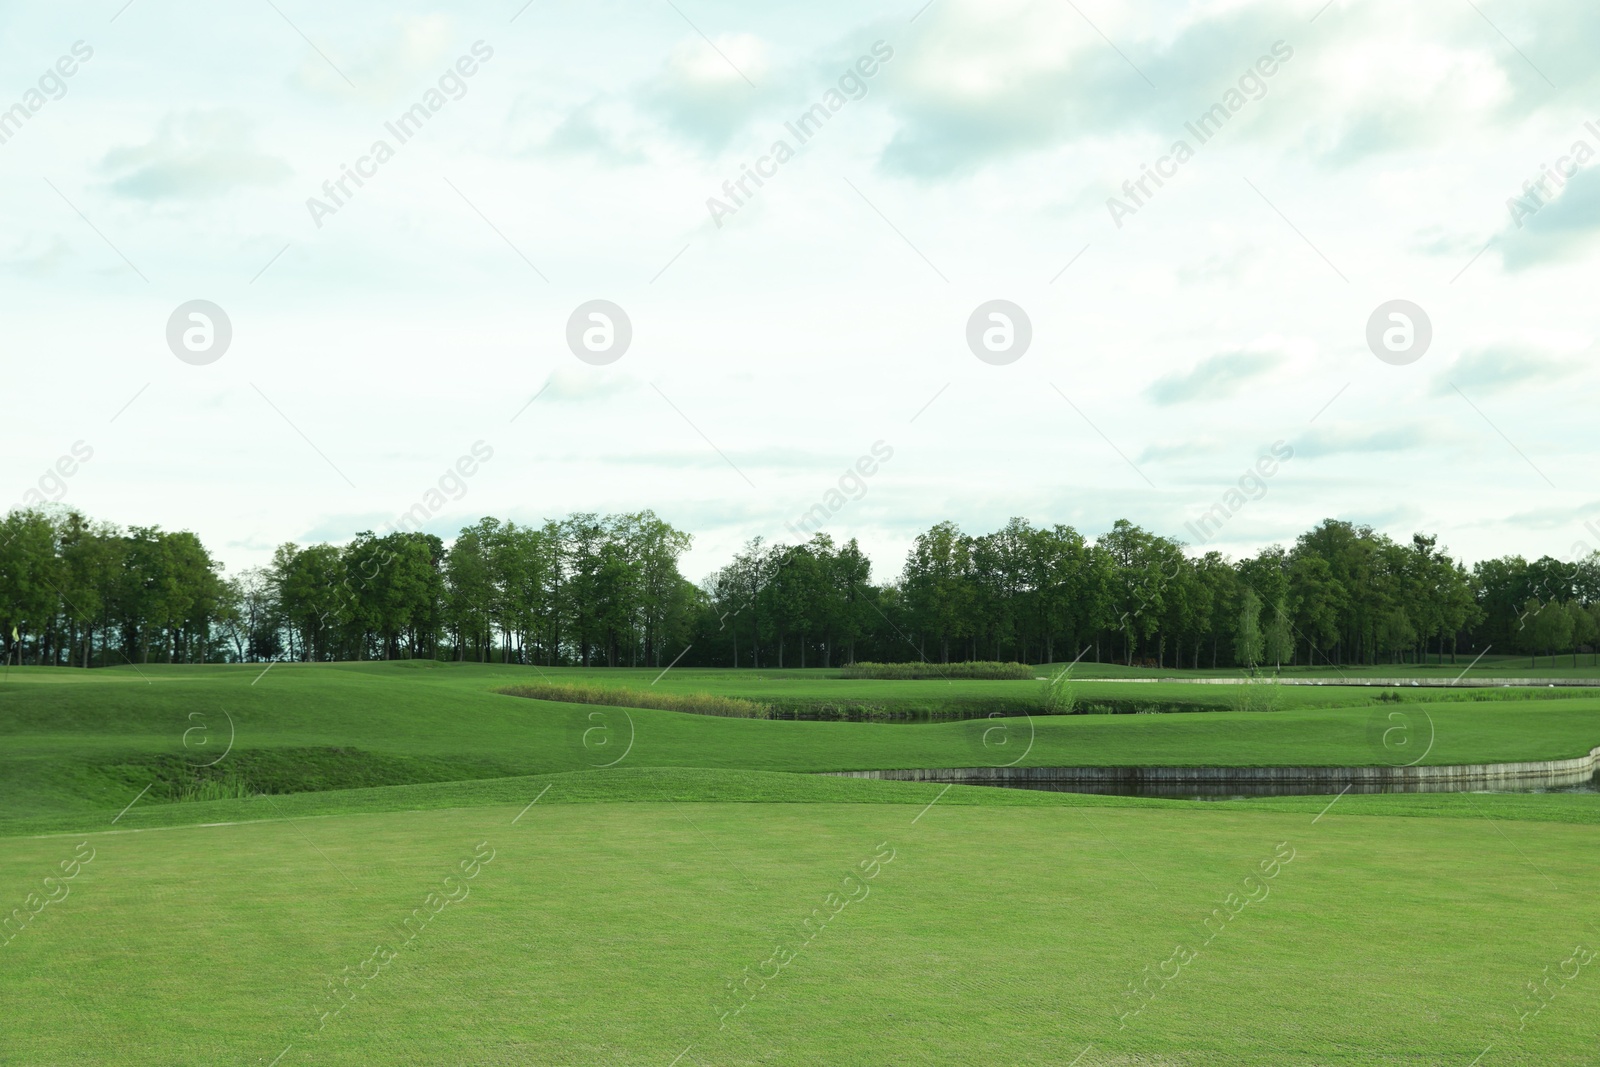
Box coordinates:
[498,681,769,717]
[1054,654,1600,679]
[5,662,1600,1063]
[3,777,1597,1064]
[9,766,1600,839]
[838,660,1035,679]
[4,662,1600,830]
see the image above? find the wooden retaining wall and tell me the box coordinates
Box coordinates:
[1095,677,1600,687]
[825,745,1600,791]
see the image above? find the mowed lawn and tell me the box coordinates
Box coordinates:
[2,789,1596,1066]
[5,663,1600,828]
[4,664,1600,1064]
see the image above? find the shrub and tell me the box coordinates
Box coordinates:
[1230,671,1282,713]
[1041,665,1077,714]
[498,683,770,719]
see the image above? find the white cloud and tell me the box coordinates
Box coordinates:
[99,112,291,200]
[1431,344,1580,397]
[538,367,637,403]
[1146,349,1280,406]
[2,235,71,276]
[0,0,1597,578]
[291,14,456,102]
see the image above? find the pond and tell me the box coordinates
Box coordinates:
[832,759,1600,799]
[963,770,1600,800]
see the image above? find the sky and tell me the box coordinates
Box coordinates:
[1,0,1597,585]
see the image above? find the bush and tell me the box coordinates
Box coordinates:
[839,661,1035,680]
[1041,665,1077,714]
[498,683,770,719]
[1229,671,1282,713]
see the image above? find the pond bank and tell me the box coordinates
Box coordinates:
[825,745,1600,797]
[1094,677,1600,688]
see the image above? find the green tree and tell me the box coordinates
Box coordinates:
[1565,599,1594,668]
[1234,586,1264,669]
[901,521,973,663]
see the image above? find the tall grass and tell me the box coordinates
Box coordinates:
[840,661,1035,680]
[1230,671,1283,713]
[172,774,255,803]
[1378,686,1578,704]
[499,683,770,718]
[1041,664,1077,714]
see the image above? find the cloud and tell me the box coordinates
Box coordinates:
[1293,34,1511,166]
[100,112,291,200]
[870,0,1576,179]
[1137,437,1227,463]
[540,100,646,165]
[537,367,636,403]
[1296,422,1433,458]
[875,2,1328,177]
[1409,227,1484,259]
[2,235,71,276]
[638,34,775,153]
[1499,162,1600,270]
[1430,344,1578,396]
[546,31,885,164]
[1498,499,1600,533]
[1175,247,1256,284]
[291,15,455,101]
[1146,350,1277,405]
[877,0,1154,178]
[533,446,844,471]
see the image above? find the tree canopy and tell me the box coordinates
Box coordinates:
[3,508,1595,670]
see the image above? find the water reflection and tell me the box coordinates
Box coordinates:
[980,770,1600,800]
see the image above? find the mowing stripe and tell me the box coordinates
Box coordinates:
[111,784,150,824]
[1311,784,1352,824]
[512,784,553,825]
[911,783,952,825]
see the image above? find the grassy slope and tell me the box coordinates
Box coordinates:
[5,662,1600,826]
[8,766,1600,839]
[5,665,1600,1064]
[2,790,1596,1065]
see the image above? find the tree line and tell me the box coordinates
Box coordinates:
[3,506,1597,670]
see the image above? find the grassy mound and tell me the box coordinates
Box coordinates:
[6,662,1600,1063]
[6,663,1600,826]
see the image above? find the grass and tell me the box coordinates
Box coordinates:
[5,662,1600,830]
[1051,653,1600,679]
[839,660,1035,679]
[9,766,1600,839]
[498,681,769,718]
[3,779,1597,1064]
[4,662,1600,1063]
